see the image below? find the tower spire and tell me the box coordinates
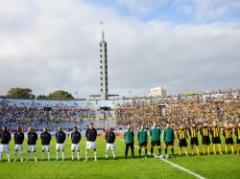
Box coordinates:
[100,21,105,41]
[102,30,105,41]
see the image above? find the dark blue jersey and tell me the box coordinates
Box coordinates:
[28,131,38,145]
[0,131,11,144]
[85,128,97,142]
[41,132,52,145]
[14,132,24,145]
[71,131,81,144]
[105,131,116,144]
[55,131,66,144]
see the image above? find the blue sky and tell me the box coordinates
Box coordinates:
[87,0,240,23]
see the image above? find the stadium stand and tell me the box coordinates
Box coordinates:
[0,89,239,131]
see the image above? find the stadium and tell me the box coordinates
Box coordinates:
[1,1,240,179]
[0,89,240,178]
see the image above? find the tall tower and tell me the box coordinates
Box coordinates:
[99,29,108,100]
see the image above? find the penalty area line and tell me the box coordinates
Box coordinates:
[119,139,206,179]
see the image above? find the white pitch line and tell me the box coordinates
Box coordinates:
[120,139,206,179]
[154,155,206,179]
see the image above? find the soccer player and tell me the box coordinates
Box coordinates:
[150,122,161,157]
[200,123,210,155]
[211,121,222,155]
[55,127,66,161]
[85,123,97,161]
[189,123,199,155]
[223,123,234,154]
[163,123,175,158]
[40,127,52,161]
[235,122,240,154]
[71,127,81,161]
[14,126,24,162]
[138,124,148,158]
[177,125,188,156]
[124,124,134,159]
[105,127,116,160]
[0,127,11,162]
[27,127,38,162]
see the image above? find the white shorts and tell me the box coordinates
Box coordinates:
[0,144,10,153]
[42,145,50,152]
[14,144,23,151]
[106,143,115,151]
[28,145,36,152]
[56,144,64,151]
[71,144,80,151]
[86,141,96,150]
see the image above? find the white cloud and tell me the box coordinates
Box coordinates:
[0,0,240,97]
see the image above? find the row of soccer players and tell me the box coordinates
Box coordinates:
[175,121,240,156]
[0,123,116,162]
[124,121,240,159]
[1,121,240,162]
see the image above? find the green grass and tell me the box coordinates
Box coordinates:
[0,137,239,179]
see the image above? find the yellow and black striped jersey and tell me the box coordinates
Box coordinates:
[177,129,187,140]
[211,126,221,138]
[223,128,233,139]
[201,127,210,137]
[189,127,198,138]
[235,128,240,140]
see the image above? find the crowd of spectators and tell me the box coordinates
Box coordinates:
[0,102,97,129]
[0,90,240,130]
[116,98,240,128]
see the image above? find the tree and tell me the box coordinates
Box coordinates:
[6,88,35,99]
[48,90,74,100]
[36,95,48,100]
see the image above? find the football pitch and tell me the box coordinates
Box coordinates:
[0,137,239,179]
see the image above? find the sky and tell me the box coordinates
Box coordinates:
[0,0,240,97]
